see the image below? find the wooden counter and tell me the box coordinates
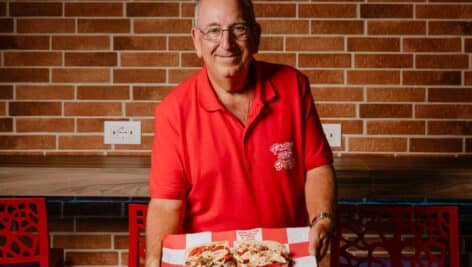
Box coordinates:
[0,156,471,199]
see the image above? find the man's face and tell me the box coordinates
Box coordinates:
[191,0,260,84]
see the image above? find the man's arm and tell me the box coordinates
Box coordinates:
[145,198,184,267]
[304,164,337,262]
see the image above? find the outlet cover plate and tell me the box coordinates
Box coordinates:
[104,121,141,144]
[322,123,342,147]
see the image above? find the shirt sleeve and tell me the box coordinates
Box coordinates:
[301,74,334,170]
[149,103,187,199]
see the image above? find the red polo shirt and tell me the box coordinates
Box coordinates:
[150,60,332,233]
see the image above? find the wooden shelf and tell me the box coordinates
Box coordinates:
[0,156,470,199]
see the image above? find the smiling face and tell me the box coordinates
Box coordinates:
[191,0,260,88]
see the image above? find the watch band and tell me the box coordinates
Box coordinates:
[309,212,335,227]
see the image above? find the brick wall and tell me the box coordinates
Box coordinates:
[0,0,470,156]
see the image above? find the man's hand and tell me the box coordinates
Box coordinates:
[308,218,334,262]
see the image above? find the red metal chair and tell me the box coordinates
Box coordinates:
[330,205,459,267]
[128,204,148,267]
[0,198,50,267]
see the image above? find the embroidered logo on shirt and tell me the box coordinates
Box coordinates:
[270,142,296,171]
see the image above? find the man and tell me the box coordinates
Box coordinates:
[146,0,336,266]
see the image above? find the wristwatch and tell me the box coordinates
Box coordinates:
[309,212,335,227]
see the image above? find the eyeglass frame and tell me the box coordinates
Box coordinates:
[195,22,254,42]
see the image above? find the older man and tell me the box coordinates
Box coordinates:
[146,0,336,266]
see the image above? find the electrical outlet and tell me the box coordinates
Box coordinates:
[104,121,141,144]
[322,123,342,147]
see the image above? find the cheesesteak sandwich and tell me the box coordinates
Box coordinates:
[233,240,290,267]
[184,242,237,267]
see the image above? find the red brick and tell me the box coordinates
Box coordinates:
[48,218,74,232]
[348,71,400,85]
[314,104,356,118]
[16,85,74,100]
[0,135,56,149]
[0,85,13,99]
[115,135,152,150]
[140,118,154,133]
[121,52,179,67]
[76,217,128,232]
[416,54,468,69]
[0,2,5,16]
[403,71,461,85]
[429,21,472,35]
[59,136,110,150]
[361,4,413,18]
[125,103,157,117]
[410,138,463,153]
[133,86,173,101]
[114,69,166,83]
[78,19,130,33]
[301,70,344,85]
[348,37,400,52]
[10,102,61,116]
[311,87,363,102]
[367,88,425,102]
[10,2,62,16]
[255,3,296,17]
[169,36,194,51]
[16,118,74,132]
[255,53,296,67]
[258,20,309,35]
[114,36,166,50]
[429,121,472,135]
[0,19,13,33]
[53,36,110,50]
[355,54,412,68]
[417,4,472,19]
[320,119,363,135]
[52,68,110,83]
[54,234,111,249]
[360,104,412,118]
[65,52,117,66]
[0,68,48,82]
[349,137,407,152]
[369,21,425,35]
[77,118,108,132]
[64,102,122,116]
[416,104,472,119]
[4,52,62,66]
[66,252,118,265]
[466,71,472,85]
[367,121,425,135]
[429,88,472,102]
[466,39,472,53]
[114,235,128,249]
[134,19,192,33]
[467,139,472,153]
[17,19,74,33]
[181,53,203,67]
[259,37,284,51]
[0,103,4,116]
[286,37,344,51]
[0,36,49,50]
[299,54,351,68]
[312,20,364,35]
[300,4,356,18]
[66,3,122,17]
[403,38,461,52]
[181,3,196,17]
[127,3,179,17]
[0,118,13,132]
[169,69,199,84]
[78,86,129,100]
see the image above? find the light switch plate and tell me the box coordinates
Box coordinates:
[322,123,342,147]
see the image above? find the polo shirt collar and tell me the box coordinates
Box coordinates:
[197,60,278,112]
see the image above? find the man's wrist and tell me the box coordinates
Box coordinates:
[309,212,335,227]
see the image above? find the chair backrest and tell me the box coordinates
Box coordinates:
[128,204,148,267]
[0,197,49,267]
[330,205,459,267]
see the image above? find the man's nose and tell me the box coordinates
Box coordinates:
[219,29,234,49]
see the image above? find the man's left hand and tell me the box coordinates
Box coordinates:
[308,218,334,262]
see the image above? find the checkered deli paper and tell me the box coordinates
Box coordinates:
[161,227,317,267]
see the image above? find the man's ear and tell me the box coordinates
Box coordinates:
[252,23,261,54]
[191,28,203,58]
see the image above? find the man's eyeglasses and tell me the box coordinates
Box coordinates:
[196,23,251,42]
